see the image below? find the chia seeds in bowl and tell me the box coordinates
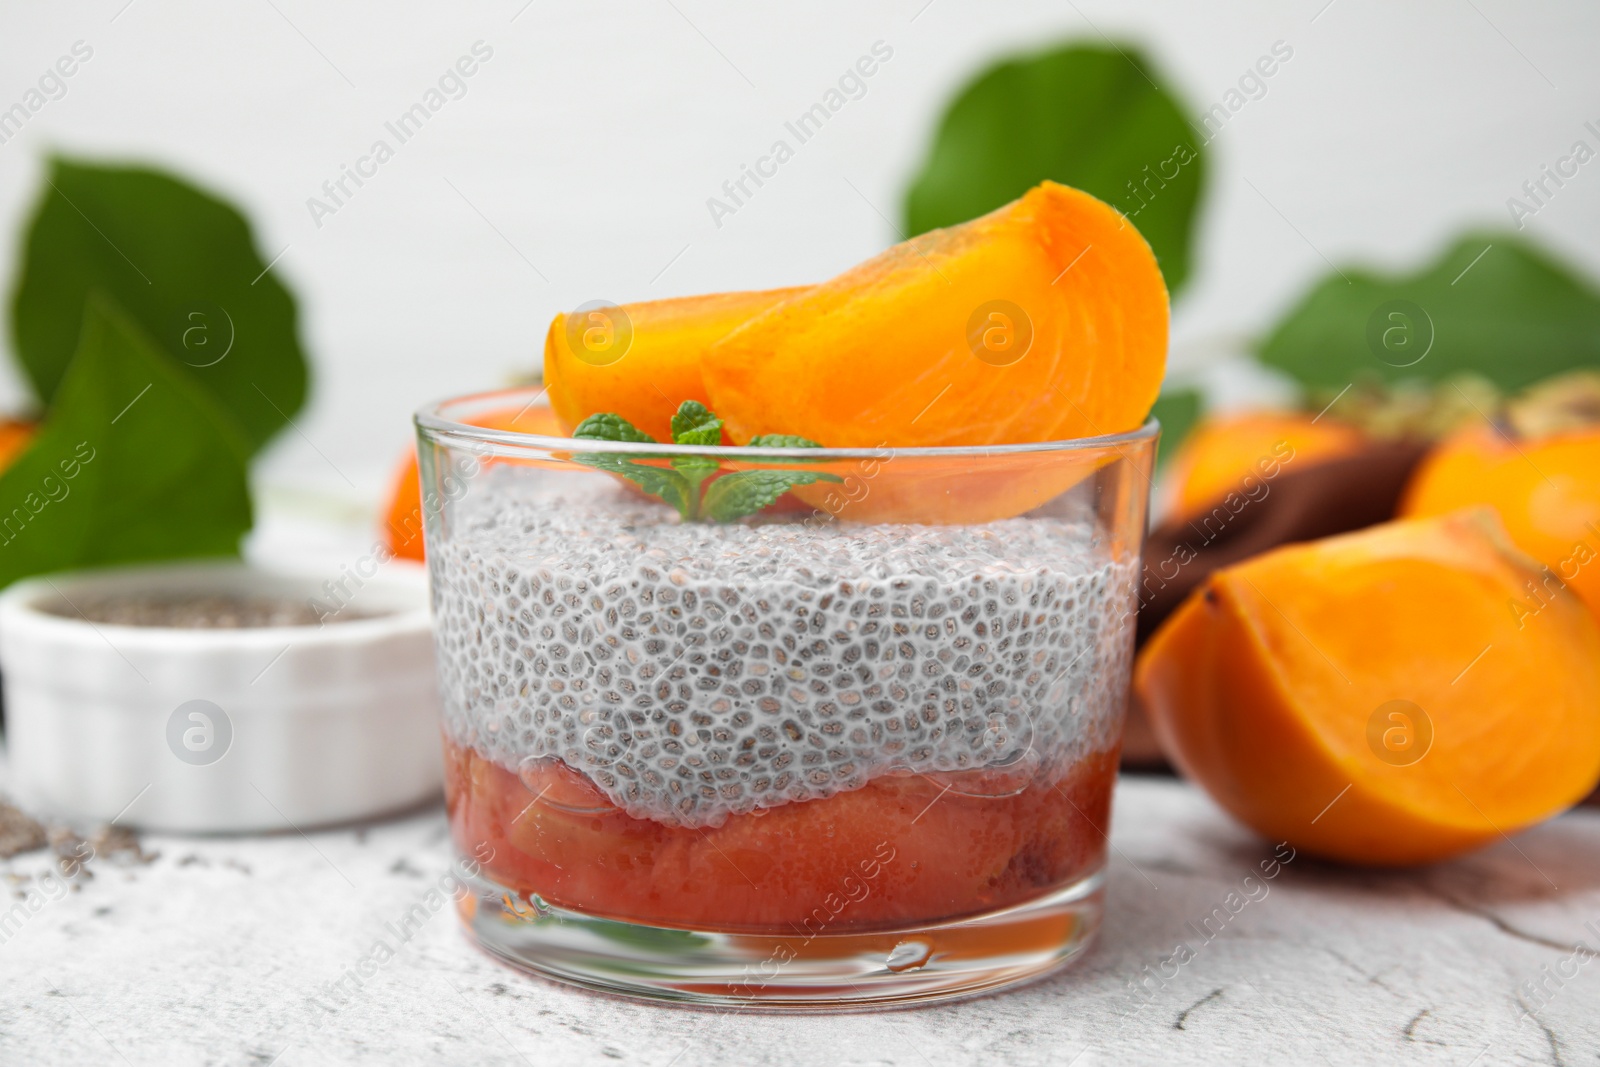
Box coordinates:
[0,560,441,833]
[38,593,382,629]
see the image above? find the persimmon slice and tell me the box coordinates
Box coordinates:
[383,402,565,562]
[544,287,805,442]
[785,447,1115,526]
[702,181,1168,449]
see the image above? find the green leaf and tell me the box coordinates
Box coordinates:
[573,412,655,443]
[574,404,842,522]
[572,453,691,517]
[670,400,723,446]
[746,435,824,449]
[904,42,1205,295]
[1149,387,1202,469]
[0,297,252,587]
[671,455,719,520]
[702,470,842,523]
[10,156,310,454]
[1258,231,1600,394]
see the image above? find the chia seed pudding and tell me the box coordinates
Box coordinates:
[432,468,1137,829]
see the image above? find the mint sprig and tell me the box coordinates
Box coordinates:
[573,412,654,444]
[669,400,723,445]
[746,434,823,450]
[572,401,840,522]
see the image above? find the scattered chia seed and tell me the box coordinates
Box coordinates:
[0,799,46,859]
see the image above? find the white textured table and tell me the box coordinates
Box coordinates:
[1,775,1596,1066]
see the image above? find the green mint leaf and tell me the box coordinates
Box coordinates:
[574,402,840,522]
[573,412,655,443]
[903,42,1204,296]
[1259,231,1600,394]
[746,434,824,449]
[611,463,692,516]
[10,156,310,454]
[670,400,723,445]
[702,470,843,523]
[671,456,720,479]
[672,455,720,521]
[0,297,252,588]
[573,453,692,517]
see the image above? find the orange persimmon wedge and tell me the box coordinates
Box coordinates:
[782,446,1127,526]
[544,287,806,442]
[1401,422,1600,621]
[383,402,565,562]
[702,180,1168,449]
[1137,509,1600,866]
[1166,411,1366,520]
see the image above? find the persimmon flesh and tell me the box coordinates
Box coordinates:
[1137,509,1600,865]
[544,287,805,442]
[1401,423,1600,621]
[703,181,1168,449]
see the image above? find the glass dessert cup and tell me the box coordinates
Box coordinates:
[416,387,1157,1008]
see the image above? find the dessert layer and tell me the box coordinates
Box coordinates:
[433,470,1136,827]
[445,737,1117,931]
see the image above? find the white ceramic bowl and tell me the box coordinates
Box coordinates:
[0,561,441,832]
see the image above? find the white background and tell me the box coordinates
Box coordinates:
[1,0,1597,517]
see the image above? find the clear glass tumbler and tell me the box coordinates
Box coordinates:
[416,387,1156,1007]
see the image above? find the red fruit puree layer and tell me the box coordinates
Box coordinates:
[445,737,1117,933]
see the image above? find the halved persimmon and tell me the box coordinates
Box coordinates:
[1137,509,1600,865]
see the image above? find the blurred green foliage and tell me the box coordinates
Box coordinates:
[1149,387,1202,469]
[0,300,252,586]
[903,42,1205,296]
[0,156,306,585]
[12,157,308,453]
[1258,232,1600,395]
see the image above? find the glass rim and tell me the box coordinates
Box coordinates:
[415,386,1161,460]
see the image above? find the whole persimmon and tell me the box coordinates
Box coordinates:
[1402,419,1600,622]
[1165,411,1366,519]
[1136,509,1600,866]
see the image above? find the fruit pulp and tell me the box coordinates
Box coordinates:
[444,736,1117,933]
